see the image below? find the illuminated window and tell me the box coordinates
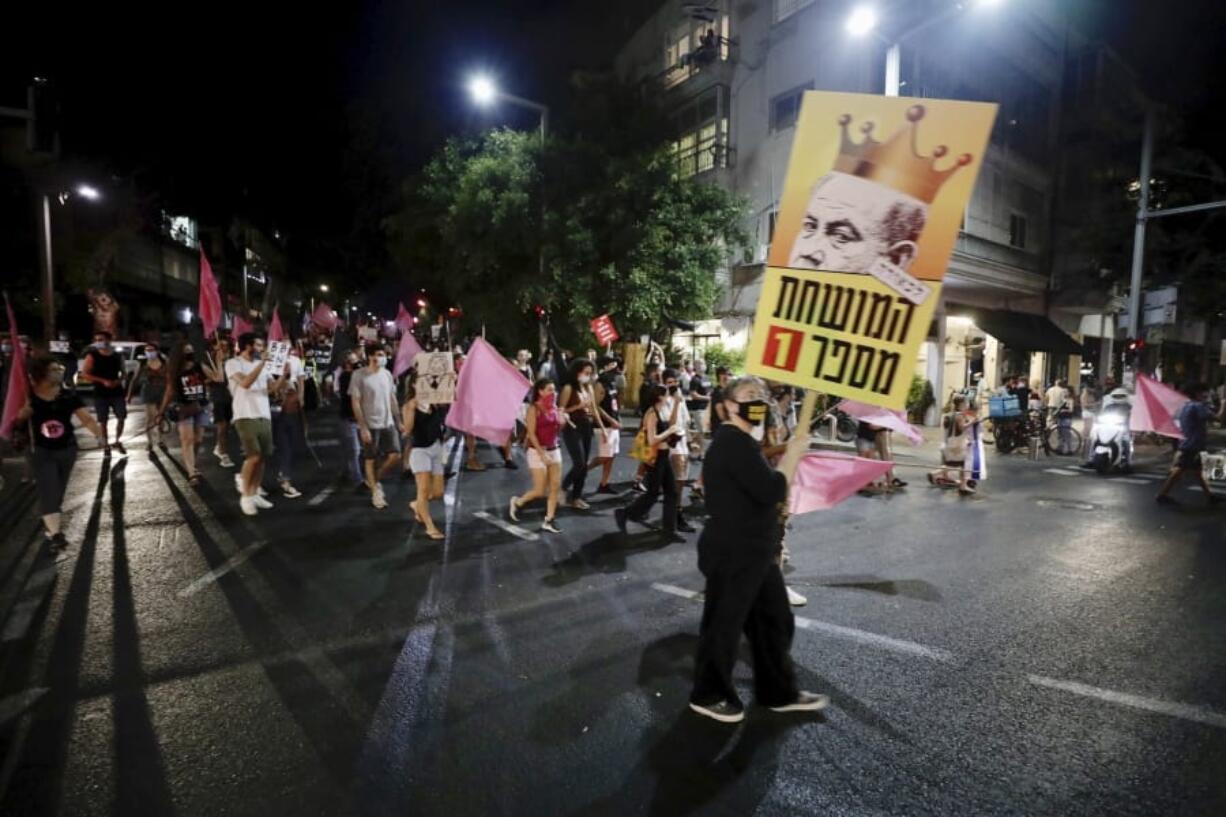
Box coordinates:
[165,214,198,249]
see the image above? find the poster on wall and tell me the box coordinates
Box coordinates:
[746,92,997,410]
[413,351,457,405]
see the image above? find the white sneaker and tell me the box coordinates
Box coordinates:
[280,481,302,499]
[509,496,520,522]
[253,494,274,510]
[786,586,807,606]
[218,454,236,469]
[240,496,258,516]
[372,484,388,510]
[235,474,244,495]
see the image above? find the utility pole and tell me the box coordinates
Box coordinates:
[1126,109,1154,342]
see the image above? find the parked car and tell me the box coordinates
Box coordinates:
[73,341,147,394]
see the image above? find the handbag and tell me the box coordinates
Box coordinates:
[628,426,658,466]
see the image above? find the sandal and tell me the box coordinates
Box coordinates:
[424,528,445,540]
[188,472,203,486]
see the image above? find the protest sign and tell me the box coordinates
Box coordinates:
[358,326,378,343]
[413,351,457,405]
[266,340,291,376]
[747,92,996,410]
[590,314,619,346]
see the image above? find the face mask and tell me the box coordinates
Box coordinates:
[735,399,769,427]
[749,424,766,442]
[145,350,158,358]
[252,350,262,360]
[375,356,388,368]
[541,393,557,409]
[667,385,679,395]
[578,375,591,385]
[95,340,110,350]
[184,353,195,362]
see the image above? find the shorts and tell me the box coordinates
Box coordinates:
[527,446,563,470]
[409,441,446,475]
[94,394,127,424]
[211,399,233,424]
[855,437,877,455]
[1175,449,1203,471]
[235,418,274,458]
[171,403,208,428]
[598,427,620,458]
[363,426,402,460]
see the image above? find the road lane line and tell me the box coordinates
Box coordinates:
[650,583,955,663]
[307,485,334,506]
[177,540,270,597]
[1027,675,1226,729]
[1044,468,1081,476]
[1114,478,1151,485]
[1186,486,1226,496]
[474,511,540,541]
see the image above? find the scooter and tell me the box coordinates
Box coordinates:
[1085,389,1133,474]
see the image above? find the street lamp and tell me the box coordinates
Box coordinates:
[39,182,103,340]
[75,184,101,201]
[465,72,549,142]
[319,284,329,292]
[846,1,1004,97]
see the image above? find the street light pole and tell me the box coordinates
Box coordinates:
[1126,109,1154,343]
[38,193,55,340]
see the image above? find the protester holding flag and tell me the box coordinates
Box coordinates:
[15,355,106,550]
[687,375,827,724]
[1156,382,1223,507]
[508,378,565,533]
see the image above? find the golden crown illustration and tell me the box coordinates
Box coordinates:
[833,104,973,203]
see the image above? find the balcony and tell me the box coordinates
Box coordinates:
[657,37,737,92]
[675,133,735,179]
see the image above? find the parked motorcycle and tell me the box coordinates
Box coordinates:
[1085,388,1133,474]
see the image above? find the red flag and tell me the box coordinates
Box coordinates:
[394,302,415,334]
[311,302,339,331]
[1,296,30,441]
[445,338,532,445]
[198,249,223,338]
[268,308,285,342]
[1131,374,1187,439]
[788,452,894,515]
[392,330,424,379]
[232,314,254,338]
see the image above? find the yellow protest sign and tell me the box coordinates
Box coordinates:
[747,91,997,409]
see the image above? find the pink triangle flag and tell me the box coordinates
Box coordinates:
[268,308,285,342]
[394,302,415,334]
[198,249,223,338]
[393,331,424,379]
[1130,374,1187,439]
[788,452,894,515]
[231,314,254,338]
[445,337,532,445]
[1,295,30,441]
[836,399,925,445]
[311,302,339,332]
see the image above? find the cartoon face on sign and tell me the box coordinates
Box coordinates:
[413,352,456,405]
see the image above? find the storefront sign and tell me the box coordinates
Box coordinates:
[746,92,996,409]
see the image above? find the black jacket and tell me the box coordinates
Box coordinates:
[698,424,788,563]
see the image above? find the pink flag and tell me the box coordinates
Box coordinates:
[311,302,339,331]
[836,399,925,445]
[394,302,415,334]
[198,249,223,338]
[393,330,424,379]
[231,314,254,338]
[1,295,30,441]
[268,308,285,342]
[1131,374,1187,439]
[446,337,532,445]
[789,452,894,515]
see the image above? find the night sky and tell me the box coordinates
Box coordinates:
[3,0,1224,245]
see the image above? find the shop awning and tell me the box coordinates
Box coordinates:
[967,309,1085,356]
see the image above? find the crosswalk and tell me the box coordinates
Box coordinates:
[1043,466,1226,495]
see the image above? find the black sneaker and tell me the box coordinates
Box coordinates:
[768,691,830,713]
[504,459,519,470]
[1156,494,1179,506]
[114,442,127,456]
[631,480,647,493]
[614,508,628,534]
[676,519,697,533]
[689,700,745,724]
[50,532,69,550]
[595,484,618,495]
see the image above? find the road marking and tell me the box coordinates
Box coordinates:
[1114,477,1151,485]
[1028,675,1226,730]
[307,486,334,506]
[1186,486,1226,496]
[650,582,955,663]
[474,511,540,541]
[1044,468,1081,476]
[178,540,270,597]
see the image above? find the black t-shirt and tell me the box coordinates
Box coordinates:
[175,366,208,404]
[31,391,85,450]
[86,349,124,397]
[597,371,619,416]
[699,424,788,558]
[338,370,356,421]
[856,421,879,442]
[411,404,447,447]
[709,386,727,429]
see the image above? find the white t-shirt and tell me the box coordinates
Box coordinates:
[1045,385,1069,411]
[226,356,273,421]
[661,396,690,453]
[349,366,397,429]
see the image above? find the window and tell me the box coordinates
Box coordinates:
[770,83,811,132]
[774,0,815,23]
[1009,214,1027,249]
[164,214,199,249]
[672,86,731,178]
[661,14,730,88]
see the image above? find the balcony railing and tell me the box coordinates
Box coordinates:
[676,135,735,178]
[658,37,736,90]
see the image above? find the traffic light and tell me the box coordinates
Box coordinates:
[533,305,547,320]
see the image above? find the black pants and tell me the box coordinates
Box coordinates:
[625,454,677,532]
[690,555,798,708]
[561,423,593,502]
[33,446,78,516]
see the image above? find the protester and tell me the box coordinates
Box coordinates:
[632,362,665,493]
[158,342,210,485]
[558,358,599,509]
[402,380,448,539]
[615,383,684,541]
[351,344,402,509]
[661,368,696,532]
[16,355,106,550]
[128,342,168,450]
[1155,382,1223,507]
[509,378,564,533]
[538,349,557,383]
[876,427,906,490]
[689,359,712,455]
[687,375,827,723]
[269,347,305,499]
[81,330,128,455]
[587,355,622,494]
[204,336,236,468]
[335,351,365,491]
[855,421,889,495]
[931,394,977,495]
[1079,376,1102,456]
[226,333,282,515]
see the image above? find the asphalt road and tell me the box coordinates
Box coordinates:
[0,407,1224,816]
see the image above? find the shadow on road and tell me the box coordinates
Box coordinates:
[800,574,943,602]
[543,532,677,587]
